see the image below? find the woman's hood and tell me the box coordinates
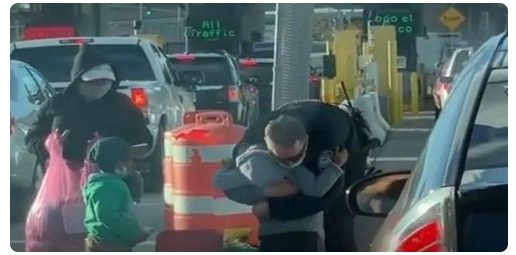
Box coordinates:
[64,44,121,95]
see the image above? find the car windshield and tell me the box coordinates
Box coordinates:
[449,50,471,76]
[10,69,18,102]
[10,45,156,82]
[240,63,273,85]
[170,56,235,85]
[465,68,508,170]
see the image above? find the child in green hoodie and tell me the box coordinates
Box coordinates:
[83,137,153,252]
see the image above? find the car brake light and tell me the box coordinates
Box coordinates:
[241,58,257,67]
[228,86,240,102]
[388,188,455,252]
[131,88,148,109]
[10,116,15,136]
[396,221,443,252]
[58,38,94,44]
[310,75,320,84]
[176,54,196,62]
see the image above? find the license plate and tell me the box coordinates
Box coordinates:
[190,92,196,102]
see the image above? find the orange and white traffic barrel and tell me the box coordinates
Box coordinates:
[163,110,258,245]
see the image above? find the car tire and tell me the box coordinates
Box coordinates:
[145,125,164,193]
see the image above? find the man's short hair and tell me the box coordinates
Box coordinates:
[265,115,307,148]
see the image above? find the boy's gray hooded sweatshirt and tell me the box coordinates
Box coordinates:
[213,146,343,239]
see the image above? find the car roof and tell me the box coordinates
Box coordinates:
[167,53,225,58]
[239,58,274,64]
[12,37,144,49]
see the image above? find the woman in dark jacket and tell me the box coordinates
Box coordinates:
[25,44,152,170]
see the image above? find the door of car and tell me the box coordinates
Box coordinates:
[150,44,185,128]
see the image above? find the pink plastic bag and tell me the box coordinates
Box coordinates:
[25,132,97,252]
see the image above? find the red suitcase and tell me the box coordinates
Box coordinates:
[155,230,223,252]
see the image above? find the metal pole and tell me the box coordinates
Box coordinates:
[177,5,181,40]
[185,3,190,52]
[139,3,143,20]
[272,3,315,109]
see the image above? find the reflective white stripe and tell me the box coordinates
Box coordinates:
[164,185,252,215]
[164,141,235,163]
[164,184,175,206]
[214,197,252,215]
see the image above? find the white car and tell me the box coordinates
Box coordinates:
[10,60,56,220]
[10,37,196,190]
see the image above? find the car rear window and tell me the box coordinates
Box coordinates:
[240,63,273,85]
[10,45,156,82]
[170,56,234,85]
[465,68,508,170]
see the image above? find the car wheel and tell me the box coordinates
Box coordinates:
[146,125,164,193]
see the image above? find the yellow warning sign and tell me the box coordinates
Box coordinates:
[439,7,466,31]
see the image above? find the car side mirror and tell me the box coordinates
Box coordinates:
[346,171,411,217]
[435,62,444,69]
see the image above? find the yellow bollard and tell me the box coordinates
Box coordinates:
[333,30,360,100]
[387,40,402,124]
[321,78,337,104]
[410,72,420,114]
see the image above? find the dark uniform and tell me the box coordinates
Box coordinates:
[230,100,370,252]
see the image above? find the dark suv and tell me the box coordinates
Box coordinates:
[168,52,260,126]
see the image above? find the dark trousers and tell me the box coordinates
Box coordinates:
[324,209,357,252]
[259,232,320,252]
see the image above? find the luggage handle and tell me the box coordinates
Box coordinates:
[184,110,233,126]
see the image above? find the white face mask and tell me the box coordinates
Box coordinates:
[115,164,128,177]
[78,81,112,101]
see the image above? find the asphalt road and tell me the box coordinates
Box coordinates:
[10,113,434,252]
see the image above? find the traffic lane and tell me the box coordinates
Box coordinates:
[10,193,164,252]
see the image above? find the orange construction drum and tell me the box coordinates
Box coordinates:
[163,110,259,245]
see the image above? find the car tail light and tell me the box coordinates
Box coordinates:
[228,86,241,102]
[310,75,320,84]
[396,221,443,252]
[241,58,257,67]
[10,116,15,136]
[387,187,456,252]
[131,88,148,109]
[176,54,196,62]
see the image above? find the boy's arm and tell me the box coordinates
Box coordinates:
[289,164,344,197]
[223,185,267,205]
[92,186,146,244]
[237,150,284,187]
[267,176,345,221]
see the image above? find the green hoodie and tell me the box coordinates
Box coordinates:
[83,173,145,248]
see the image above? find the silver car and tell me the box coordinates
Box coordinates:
[10,60,55,218]
[10,37,196,190]
[347,33,507,252]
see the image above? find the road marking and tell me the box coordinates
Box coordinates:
[373,157,419,162]
[403,115,434,120]
[390,128,431,132]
